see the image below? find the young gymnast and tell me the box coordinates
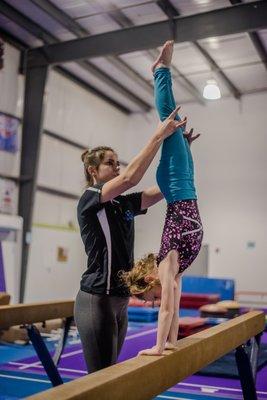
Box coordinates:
[124,41,203,355]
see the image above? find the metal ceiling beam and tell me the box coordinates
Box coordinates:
[249,31,267,70]
[30,0,153,96]
[77,59,150,110]
[0,0,149,112]
[0,1,55,43]
[0,26,130,113]
[99,6,154,96]
[0,1,130,112]
[193,42,241,99]
[27,1,267,67]
[55,65,130,113]
[105,55,153,96]
[107,3,204,105]
[30,0,88,37]
[156,0,205,104]
[156,0,179,20]
[158,0,241,99]
[108,6,134,29]
[0,27,27,51]
[146,48,205,105]
[230,0,267,71]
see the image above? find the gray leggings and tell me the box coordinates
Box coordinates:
[74,290,129,373]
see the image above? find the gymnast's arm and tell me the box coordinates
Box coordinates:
[101,109,185,203]
[141,186,164,210]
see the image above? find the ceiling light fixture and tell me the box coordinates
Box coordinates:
[203,79,221,100]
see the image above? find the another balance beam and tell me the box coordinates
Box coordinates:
[0,300,74,330]
[27,310,264,400]
[0,300,75,386]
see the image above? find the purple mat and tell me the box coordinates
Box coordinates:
[2,324,158,378]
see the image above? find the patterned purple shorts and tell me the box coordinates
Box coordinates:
[157,200,203,273]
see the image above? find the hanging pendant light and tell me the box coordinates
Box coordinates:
[203,79,221,100]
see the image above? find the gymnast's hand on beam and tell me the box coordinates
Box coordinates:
[183,128,201,146]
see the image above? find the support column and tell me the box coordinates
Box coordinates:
[19,59,48,302]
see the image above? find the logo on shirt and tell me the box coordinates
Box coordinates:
[124,210,134,221]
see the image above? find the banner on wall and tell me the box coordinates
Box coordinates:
[0,178,16,215]
[0,112,19,153]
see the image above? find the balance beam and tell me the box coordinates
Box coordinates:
[27,310,264,400]
[0,292,10,305]
[0,300,74,330]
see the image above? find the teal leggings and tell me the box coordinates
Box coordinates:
[154,68,197,203]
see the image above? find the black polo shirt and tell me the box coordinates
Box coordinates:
[77,183,147,297]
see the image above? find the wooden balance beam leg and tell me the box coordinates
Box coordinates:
[0,300,75,386]
[26,310,265,400]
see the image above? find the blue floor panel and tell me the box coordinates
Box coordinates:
[0,370,71,398]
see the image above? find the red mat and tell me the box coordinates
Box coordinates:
[179,316,207,337]
[180,293,220,309]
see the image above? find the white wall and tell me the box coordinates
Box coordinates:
[25,226,85,302]
[24,192,85,302]
[25,60,129,302]
[191,93,267,291]
[44,70,129,149]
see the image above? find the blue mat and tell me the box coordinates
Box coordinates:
[128,307,159,322]
[0,369,71,398]
[182,276,235,300]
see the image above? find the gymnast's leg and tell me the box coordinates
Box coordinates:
[153,41,196,203]
[153,41,195,177]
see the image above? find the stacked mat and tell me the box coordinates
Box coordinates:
[127,306,159,322]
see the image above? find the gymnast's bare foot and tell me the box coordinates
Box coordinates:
[165,341,177,350]
[151,40,174,73]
